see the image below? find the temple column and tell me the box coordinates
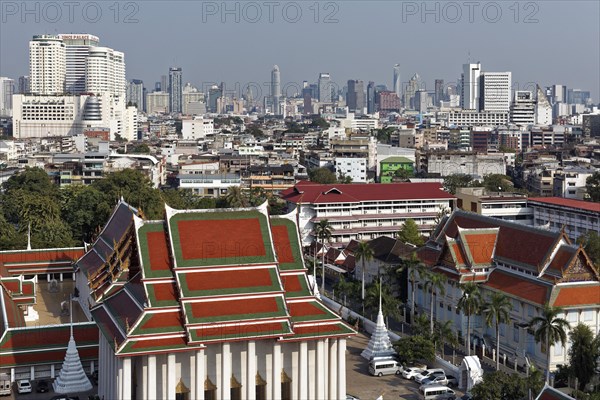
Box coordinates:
[324,338,329,397]
[222,343,231,400]
[51,365,55,379]
[167,353,176,400]
[247,341,256,400]
[328,339,338,400]
[30,366,34,380]
[117,358,123,399]
[196,349,205,400]
[298,341,308,400]
[147,355,157,400]
[316,340,325,400]
[272,342,281,400]
[90,360,95,374]
[337,339,347,399]
[122,357,132,400]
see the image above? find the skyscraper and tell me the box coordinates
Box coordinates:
[0,77,15,117]
[318,73,332,103]
[161,75,168,94]
[404,73,421,110]
[461,62,481,110]
[271,65,281,114]
[367,81,376,114]
[169,67,183,114]
[434,79,444,106]
[127,79,144,111]
[346,80,365,114]
[59,34,100,94]
[85,47,126,96]
[18,76,30,94]
[29,35,66,95]
[480,72,511,112]
[393,64,401,99]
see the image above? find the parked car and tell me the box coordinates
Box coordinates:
[16,380,32,394]
[50,396,80,400]
[460,393,473,400]
[346,395,360,400]
[36,379,49,392]
[415,368,446,384]
[402,367,426,380]
[420,375,458,389]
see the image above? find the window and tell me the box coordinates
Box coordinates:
[567,312,578,323]
[554,344,563,357]
[583,310,594,321]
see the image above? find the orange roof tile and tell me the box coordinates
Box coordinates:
[485,270,550,305]
[553,285,600,307]
[462,232,497,264]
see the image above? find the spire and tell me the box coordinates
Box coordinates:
[379,276,382,312]
[361,277,396,360]
[27,222,31,250]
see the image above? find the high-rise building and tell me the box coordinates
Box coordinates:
[146,91,170,114]
[59,34,100,94]
[85,47,126,97]
[318,73,332,103]
[17,76,30,94]
[393,64,401,99]
[567,89,591,105]
[161,75,168,94]
[346,80,365,114]
[461,62,481,110]
[404,73,421,110]
[302,87,312,115]
[377,91,401,112]
[510,91,536,126]
[536,85,553,126]
[29,35,66,95]
[182,83,205,116]
[480,72,511,112]
[271,65,281,114]
[0,77,15,117]
[169,67,183,114]
[208,85,223,113]
[434,79,444,106]
[366,81,376,114]
[127,79,144,111]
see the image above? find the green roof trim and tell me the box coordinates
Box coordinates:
[130,313,184,336]
[380,156,414,164]
[290,301,339,323]
[138,222,173,279]
[177,267,282,298]
[287,322,355,339]
[270,217,305,271]
[119,338,190,354]
[183,295,288,324]
[168,211,275,268]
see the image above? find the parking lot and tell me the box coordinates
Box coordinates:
[346,333,465,400]
[5,380,97,400]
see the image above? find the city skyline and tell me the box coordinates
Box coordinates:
[1,1,598,101]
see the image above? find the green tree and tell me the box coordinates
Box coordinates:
[30,219,77,249]
[397,219,424,246]
[129,143,150,154]
[2,166,59,200]
[224,186,248,208]
[568,323,598,389]
[577,231,600,268]
[483,292,513,371]
[354,240,374,316]
[309,167,337,184]
[0,213,23,250]
[443,173,473,195]
[333,275,360,304]
[424,271,446,335]
[457,282,483,356]
[394,335,435,365]
[433,320,458,357]
[309,117,330,129]
[393,168,414,181]
[471,371,528,400]
[314,220,334,294]
[483,174,514,192]
[364,280,402,324]
[412,313,431,337]
[586,172,600,202]
[397,253,424,324]
[528,304,569,383]
[60,185,112,242]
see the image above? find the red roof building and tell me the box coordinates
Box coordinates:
[414,209,600,375]
[78,200,355,399]
[280,181,456,246]
[528,197,600,242]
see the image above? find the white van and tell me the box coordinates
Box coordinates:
[0,373,11,395]
[368,359,403,377]
[420,385,456,400]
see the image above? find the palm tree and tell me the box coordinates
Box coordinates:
[457,282,483,356]
[364,280,402,324]
[528,304,569,383]
[313,220,334,294]
[424,271,446,335]
[434,320,458,357]
[396,253,424,324]
[412,313,430,337]
[483,292,513,371]
[354,240,374,316]
[225,186,247,208]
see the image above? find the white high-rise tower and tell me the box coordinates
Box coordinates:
[318,73,332,103]
[271,65,281,114]
[393,64,401,99]
[29,35,66,95]
[59,34,100,94]
[480,71,511,112]
[86,47,126,97]
[461,62,481,110]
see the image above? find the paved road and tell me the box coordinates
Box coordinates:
[346,333,465,400]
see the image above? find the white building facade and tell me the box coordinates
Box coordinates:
[29,35,66,95]
[182,117,215,140]
[334,157,367,183]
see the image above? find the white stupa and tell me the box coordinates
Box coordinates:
[361,280,397,360]
[53,298,93,393]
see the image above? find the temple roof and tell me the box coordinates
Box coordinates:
[89,202,355,356]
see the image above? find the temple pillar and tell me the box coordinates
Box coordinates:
[272,342,281,400]
[195,349,205,400]
[299,341,308,400]
[147,355,157,400]
[247,341,256,400]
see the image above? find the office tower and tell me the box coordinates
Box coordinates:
[318,73,332,103]
[434,79,444,105]
[404,73,421,110]
[550,84,567,104]
[127,79,144,111]
[146,91,170,114]
[271,65,281,114]
[308,83,319,100]
[169,67,183,114]
[377,91,401,112]
[414,90,429,113]
[510,91,536,125]
[302,87,312,115]
[480,72,511,112]
[161,75,168,94]
[182,83,205,116]
[367,81,376,114]
[461,62,481,110]
[29,35,66,95]
[393,64,401,98]
[208,85,222,113]
[0,77,15,117]
[59,34,100,94]
[567,89,591,105]
[155,82,161,92]
[17,76,30,94]
[346,80,365,114]
[85,47,126,96]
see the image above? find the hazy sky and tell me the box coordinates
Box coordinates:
[1,0,599,100]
